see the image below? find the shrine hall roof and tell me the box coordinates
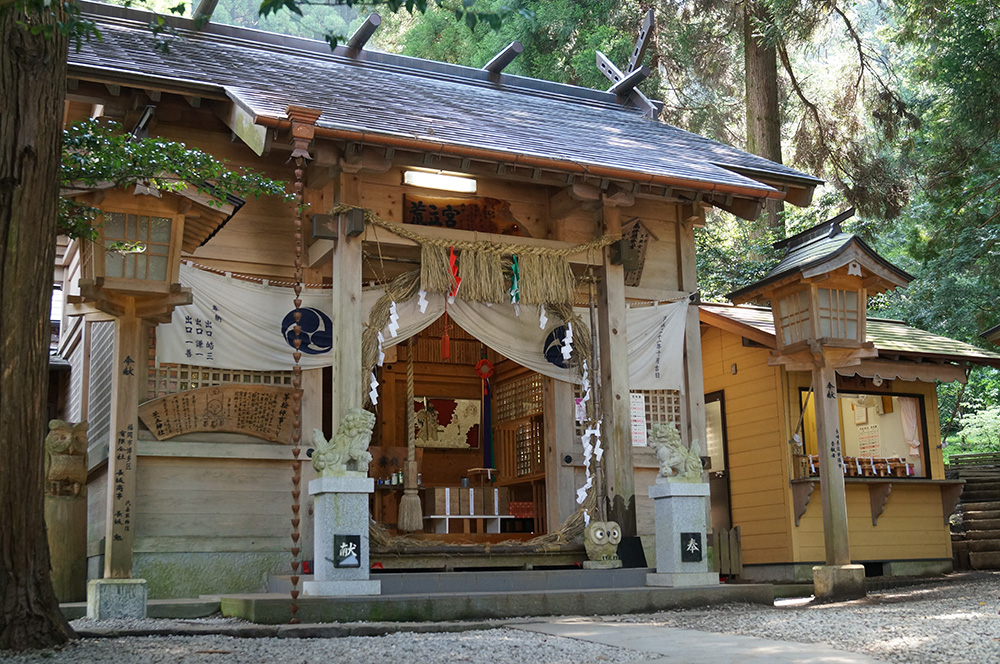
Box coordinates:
[700,303,1000,369]
[70,2,821,204]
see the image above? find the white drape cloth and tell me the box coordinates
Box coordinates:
[625,300,688,391]
[899,396,922,457]
[157,263,335,370]
[158,265,688,389]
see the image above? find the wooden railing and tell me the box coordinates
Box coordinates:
[947,452,1000,468]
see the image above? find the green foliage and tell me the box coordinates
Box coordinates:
[60,120,289,238]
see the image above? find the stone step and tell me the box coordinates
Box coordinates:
[961,510,1000,521]
[967,539,1000,553]
[970,551,1000,570]
[959,479,1000,487]
[958,501,1000,512]
[963,530,1000,540]
[962,518,1000,531]
[952,539,970,551]
[959,490,1000,502]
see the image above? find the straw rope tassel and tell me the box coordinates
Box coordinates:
[397,338,424,532]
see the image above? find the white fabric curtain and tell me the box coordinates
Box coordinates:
[899,396,922,457]
[363,289,580,383]
[158,265,689,390]
[157,263,335,370]
[625,300,688,391]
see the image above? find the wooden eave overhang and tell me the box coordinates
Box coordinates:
[982,323,1000,347]
[62,182,243,252]
[700,304,1000,380]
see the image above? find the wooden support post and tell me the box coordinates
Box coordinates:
[597,205,636,535]
[104,309,142,579]
[331,176,364,429]
[677,216,706,459]
[543,377,577,530]
[813,360,851,566]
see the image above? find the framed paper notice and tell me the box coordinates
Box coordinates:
[630,392,647,446]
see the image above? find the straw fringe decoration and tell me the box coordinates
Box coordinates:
[518,253,576,305]
[361,270,421,406]
[457,250,508,304]
[420,244,454,294]
[331,203,613,307]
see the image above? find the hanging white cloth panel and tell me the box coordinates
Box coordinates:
[625,300,688,391]
[156,263,335,370]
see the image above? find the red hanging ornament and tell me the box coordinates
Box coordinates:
[448,246,461,297]
[475,358,495,380]
[441,310,452,360]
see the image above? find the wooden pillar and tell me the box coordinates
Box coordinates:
[331,176,363,429]
[543,377,577,530]
[103,309,142,579]
[677,214,706,455]
[813,359,851,566]
[598,205,636,535]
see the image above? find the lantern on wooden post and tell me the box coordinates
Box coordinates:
[728,209,912,601]
[67,185,241,587]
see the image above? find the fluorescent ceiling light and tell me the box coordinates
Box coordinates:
[403,170,477,194]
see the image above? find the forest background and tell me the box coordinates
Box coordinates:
[119,0,1000,456]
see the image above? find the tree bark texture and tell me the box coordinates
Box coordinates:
[744,0,784,229]
[0,2,75,651]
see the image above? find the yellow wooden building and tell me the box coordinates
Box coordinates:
[699,223,1000,581]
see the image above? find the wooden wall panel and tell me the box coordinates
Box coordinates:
[131,456,292,554]
[700,325,792,564]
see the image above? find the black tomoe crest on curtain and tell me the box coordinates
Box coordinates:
[282,307,333,354]
[543,325,569,368]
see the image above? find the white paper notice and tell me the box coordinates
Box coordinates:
[630,392,647,446]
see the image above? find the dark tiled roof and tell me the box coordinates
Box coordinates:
[727,215,913,301]
[701,303,1000,367]
[70,2,821,199]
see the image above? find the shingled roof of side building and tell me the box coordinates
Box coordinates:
[68,1,822,216]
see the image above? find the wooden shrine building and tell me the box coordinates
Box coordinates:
[699,216,1000,582]
[57,2,821,597]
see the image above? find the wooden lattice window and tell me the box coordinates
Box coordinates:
[776,290,811,346]
[146,328,292,399]
[494,373,543,423]
[817,288,859,340]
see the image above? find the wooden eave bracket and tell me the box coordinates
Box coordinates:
[792,480,814,526]
[941,482,964,527]
[868,481,892,526]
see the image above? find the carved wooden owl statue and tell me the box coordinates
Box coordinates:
[584,520,622,561]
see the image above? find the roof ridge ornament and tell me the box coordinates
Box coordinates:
[346,13,381,53]
[595,9,658,119]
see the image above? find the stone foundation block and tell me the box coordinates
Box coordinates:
[812,564,865,601]
[87,578,148,620]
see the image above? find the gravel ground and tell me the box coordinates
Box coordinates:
[1,625,636,664]
[3,572,999,663]
[611,571,1000,664]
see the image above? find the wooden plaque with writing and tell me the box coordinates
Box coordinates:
[139,385,302,443]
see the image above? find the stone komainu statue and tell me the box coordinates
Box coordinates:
[45,420,88,496]
[311,408,376,476]
[649,422,703,483]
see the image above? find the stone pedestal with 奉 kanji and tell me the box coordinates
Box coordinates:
[646,481,719,587]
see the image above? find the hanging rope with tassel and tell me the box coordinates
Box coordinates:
[397,338,424,532]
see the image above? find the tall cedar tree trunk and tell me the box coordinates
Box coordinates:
[0,2,76,651]
[744,0,784,230]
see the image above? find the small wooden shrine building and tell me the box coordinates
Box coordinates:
[57,2,822,597]
[699,217,1000,582]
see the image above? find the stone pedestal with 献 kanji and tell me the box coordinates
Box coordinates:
[302,475,381,596]
[646,481,719,587]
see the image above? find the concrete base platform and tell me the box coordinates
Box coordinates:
[62,597,221,621]
[220,584,774,624]
[302,579,381,596]
[646,571,719,587]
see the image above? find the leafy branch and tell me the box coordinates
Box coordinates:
[60,120,290,238]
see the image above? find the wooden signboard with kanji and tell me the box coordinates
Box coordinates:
[139,385,302,443]
[402,194,531,236]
